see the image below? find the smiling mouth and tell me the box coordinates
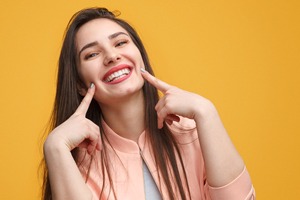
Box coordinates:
[104,68,131,83]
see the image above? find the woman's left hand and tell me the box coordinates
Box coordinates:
[141,69,247,188]
[141,68,211,129]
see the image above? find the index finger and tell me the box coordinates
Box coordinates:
[141,68,171,93]
[75,83,95,115]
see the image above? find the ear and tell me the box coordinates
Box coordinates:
[77,82,87,96]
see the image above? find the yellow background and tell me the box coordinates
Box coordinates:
[0,0,299,199]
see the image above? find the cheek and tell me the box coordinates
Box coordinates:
[78,65,100,85]
[126,45,144,64]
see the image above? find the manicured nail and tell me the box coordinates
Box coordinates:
[90,83,94,88]
[140,68,146,73]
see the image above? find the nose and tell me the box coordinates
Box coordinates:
[104,49,121,66]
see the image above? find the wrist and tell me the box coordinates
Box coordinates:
[43,134,70,157]
[193,98,218,122]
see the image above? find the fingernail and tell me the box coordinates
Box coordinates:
[90,83,94,88]
[140,68,146,73]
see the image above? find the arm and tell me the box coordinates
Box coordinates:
[141,69,246,187]
[193,98,244,187]
[44,140,93,200]
[44,84,101,200]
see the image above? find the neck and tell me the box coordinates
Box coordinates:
[100,91,145,142]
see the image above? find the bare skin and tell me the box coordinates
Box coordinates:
[44,18,245,199]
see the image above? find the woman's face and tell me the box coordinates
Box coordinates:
[75,18,145,106]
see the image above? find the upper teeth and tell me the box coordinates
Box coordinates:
[105,68,130,82]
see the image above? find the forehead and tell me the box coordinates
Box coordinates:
[76,18,128,48]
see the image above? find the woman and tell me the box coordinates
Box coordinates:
[42,7,255,200]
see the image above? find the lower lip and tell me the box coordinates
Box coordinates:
[104,70,132,85]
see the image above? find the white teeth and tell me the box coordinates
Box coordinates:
[106,68,131,82]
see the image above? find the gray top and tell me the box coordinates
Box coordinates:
[143,162,162,200]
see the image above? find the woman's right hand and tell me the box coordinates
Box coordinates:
[44,83,101,155]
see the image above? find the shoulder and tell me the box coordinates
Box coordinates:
[167,117,198,145]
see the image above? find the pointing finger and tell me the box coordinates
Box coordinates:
[75,83,95,115]
[141,68,171,94]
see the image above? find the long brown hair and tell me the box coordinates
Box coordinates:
[41,7,191,200]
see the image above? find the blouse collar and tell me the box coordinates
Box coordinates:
[101,119,147,154]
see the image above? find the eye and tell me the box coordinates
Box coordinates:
[85,52,99,60]
[115,40,128,47]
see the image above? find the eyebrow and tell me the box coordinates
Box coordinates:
[108,31,128,39]
[78,41,99,57]
[78,32,129,57]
